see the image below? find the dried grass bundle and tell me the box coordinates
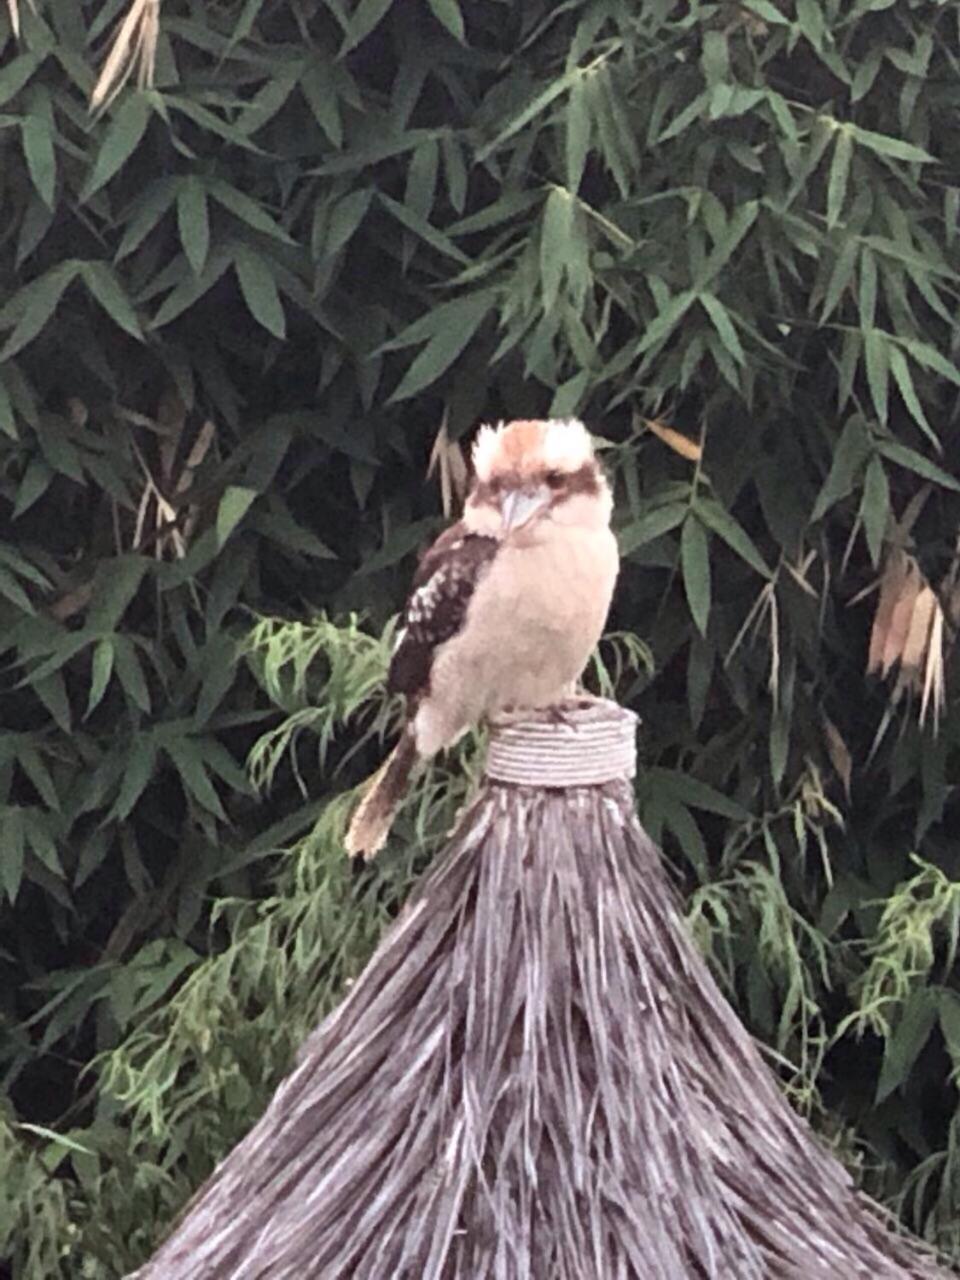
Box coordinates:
[129,705,949,1279]
[90,0,160,110]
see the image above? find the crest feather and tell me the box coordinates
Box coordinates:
[472,418,594,482]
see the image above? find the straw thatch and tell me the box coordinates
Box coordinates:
[129,701,950,1279]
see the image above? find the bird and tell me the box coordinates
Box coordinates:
[344,417,620,858]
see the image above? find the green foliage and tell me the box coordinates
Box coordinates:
[0,0,959,1274]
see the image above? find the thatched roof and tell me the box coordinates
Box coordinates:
[130,700,951,1278]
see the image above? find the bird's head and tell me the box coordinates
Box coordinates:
[465,418,611,536]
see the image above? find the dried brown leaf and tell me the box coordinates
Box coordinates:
[643,417,702,462]
[822,715,852,798]
[867,556,900,675]
[6,0,33,39]
[920,605,946,731]
[90,0,161,111]
[182,419,215,471]
[48,581,93,622]
[427,410,469,517]
[900,586,936,680]
[158,389,187,484]
[880,558,922,677]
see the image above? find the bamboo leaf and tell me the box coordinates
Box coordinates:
[0,264,79,361]
[340,0,395,55]
[687,634,713,732]
[165,738,226,819]
[21,111,56,208]
[0,376,16,439]
[876,988,937,1102]
[33,672,71,734]
[898,337,960,387]
[566,74,590,194]
[858,246,877,331]
[945,187,959,250]
[389,292,491,401]
[0,566,34,614]
[18,746,60,812]
[2,806,25,903]
[216,486,258,547]
[860,456,889,567]
[378,192,469,264]
[478,66,583,160]
[300,62,343,147]
[86,638,114,718]
[795,0,826,52]
[177,177,210,276]
[811,416,870,520]
[234,247,286,339]
[0,49,41,106]
[208,180,294,243]
[113,637,151,713]
[80,262,144,339]
[940,991,960,1068]
[86,555,149,632]
[636,290,697,356]
[618,503,687,556]
[323,188,373,259]
[827,129,852,229]
[876,440,960,492]
[770,702,790,788]
[149,251,232,329]
[851,48,882,103]
[658,90,709,143]
[115,178,178,260]
[888,345,937,448]
[847,124,934,164]
[540,187,573,311]
[864,329,889,424]
[661,799,709,881]
[108,739,156,822]
[681,516,711,635]
[647,766,751,821]
[819,233,857,323]
[695,497,771,577]
[441,134,467,213]
[701,201,759,280]
[742,0,789,22]
[699,293,745,365]
[83,93,151,200]
[426,0,465,41]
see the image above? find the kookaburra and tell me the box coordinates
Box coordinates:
[345,418,619,857]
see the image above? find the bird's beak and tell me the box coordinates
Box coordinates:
[500,485,551,531]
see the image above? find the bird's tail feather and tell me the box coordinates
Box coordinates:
[344,729,419,859]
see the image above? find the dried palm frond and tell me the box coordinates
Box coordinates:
[90,0,160,110]
[129,708,949,1279]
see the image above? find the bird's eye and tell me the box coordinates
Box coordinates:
[545,470,564,488]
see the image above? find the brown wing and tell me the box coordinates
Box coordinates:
[388,522,500,701]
